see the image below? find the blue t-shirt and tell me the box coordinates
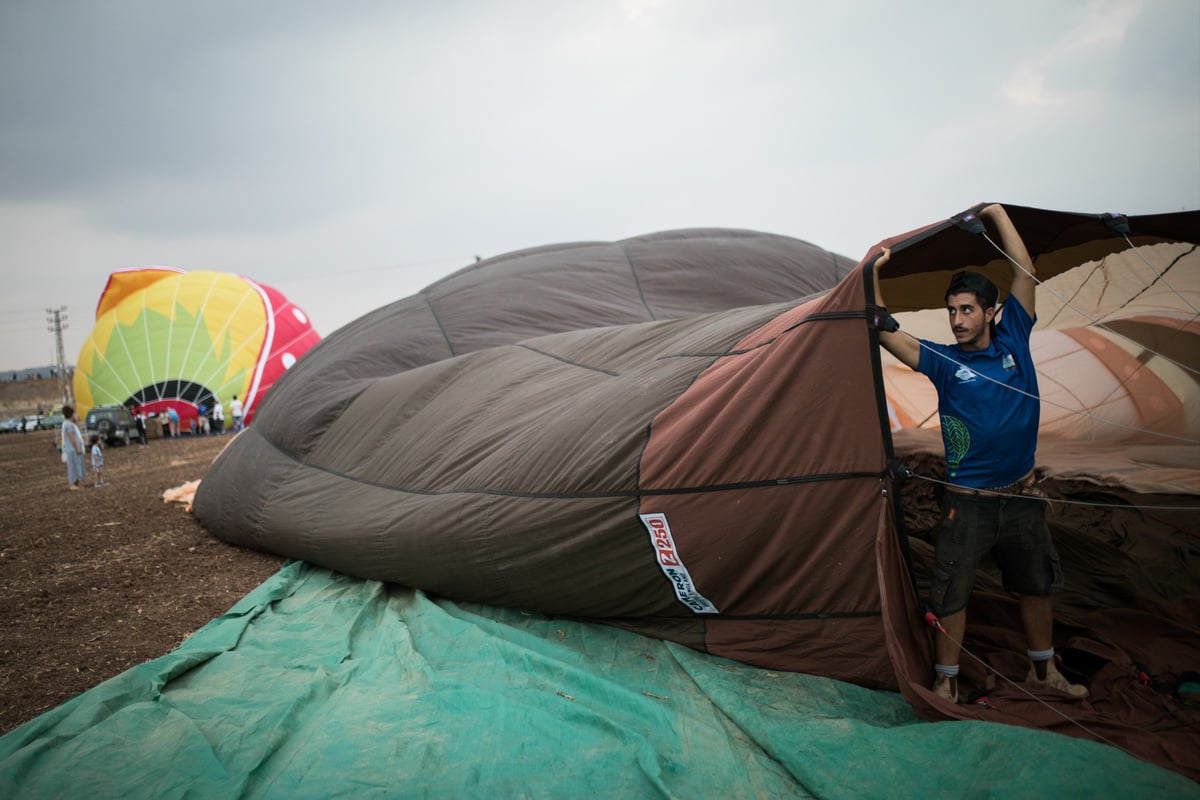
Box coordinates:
[917,297,1039,489]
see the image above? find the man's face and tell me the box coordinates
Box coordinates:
[946,291,995,350]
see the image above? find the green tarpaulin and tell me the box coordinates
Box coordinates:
[1,561,1192,798]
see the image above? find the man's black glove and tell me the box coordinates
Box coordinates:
[953,210,987,235]
[869,305,899,332]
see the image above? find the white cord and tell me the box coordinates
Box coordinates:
[1121,234,1200,316]
[927,616,1145,762]
[910,471,1200,513]
[982,231,1200,379]
[907,333,1200,446]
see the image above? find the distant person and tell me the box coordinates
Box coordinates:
[133,410,148,447]
[61,405,86,491]
[167,407,180,438]
[197,403,210,435]
[212,398,225,434]
[229,395,244,432]
[37,402,44,416]
[89,433,107,487]
[20,415,27,435]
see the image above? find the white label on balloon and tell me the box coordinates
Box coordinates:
[639,512,719,614]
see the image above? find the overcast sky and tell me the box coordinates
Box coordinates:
[1,0,1197,373]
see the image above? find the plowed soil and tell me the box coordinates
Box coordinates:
[0,427,284,734]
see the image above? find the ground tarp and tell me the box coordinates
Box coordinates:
[1,560,1193,799]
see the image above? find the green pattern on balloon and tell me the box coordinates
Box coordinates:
[84,304,243,407]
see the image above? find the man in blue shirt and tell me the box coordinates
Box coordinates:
[875,204,1087,704]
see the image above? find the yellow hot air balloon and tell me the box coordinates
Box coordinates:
[74,267,319,434]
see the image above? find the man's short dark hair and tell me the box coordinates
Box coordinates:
[945,271,999,309]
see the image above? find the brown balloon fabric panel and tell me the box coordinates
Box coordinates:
[195,211,1200,781]
[635,268,903,682]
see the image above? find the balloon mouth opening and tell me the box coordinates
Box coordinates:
[124,381,220,420]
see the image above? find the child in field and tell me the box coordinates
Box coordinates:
[89,433,108,487]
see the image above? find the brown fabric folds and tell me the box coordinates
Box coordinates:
[196,210,1200,780]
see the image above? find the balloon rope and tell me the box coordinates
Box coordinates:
[905,333,1200,445]
[1122,235,1200,316]
[922,612,1144,762]
[982,231,1200,379]
[908,471,1200,513]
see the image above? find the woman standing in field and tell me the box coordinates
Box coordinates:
[61,405,86,490]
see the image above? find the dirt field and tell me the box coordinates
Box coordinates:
[0,422,284,734]
[2,378,1195,762]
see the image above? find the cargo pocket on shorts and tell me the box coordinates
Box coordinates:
[1045,549,1064,594]
[930,499,967,614]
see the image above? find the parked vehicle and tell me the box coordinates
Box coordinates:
[85,406,136,446]
[0,415,44,433]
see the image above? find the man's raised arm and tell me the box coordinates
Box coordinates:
[872,248,921,369]
[979,204,1036,317]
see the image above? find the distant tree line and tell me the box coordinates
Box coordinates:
[4,366,73,382]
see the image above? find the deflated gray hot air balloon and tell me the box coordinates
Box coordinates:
[196,212,1200,780]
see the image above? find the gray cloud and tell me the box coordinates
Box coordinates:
[1,0,1197,370]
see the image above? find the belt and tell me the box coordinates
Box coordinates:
[946,471,1038,499]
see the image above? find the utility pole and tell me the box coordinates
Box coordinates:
[45,306,72,408]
